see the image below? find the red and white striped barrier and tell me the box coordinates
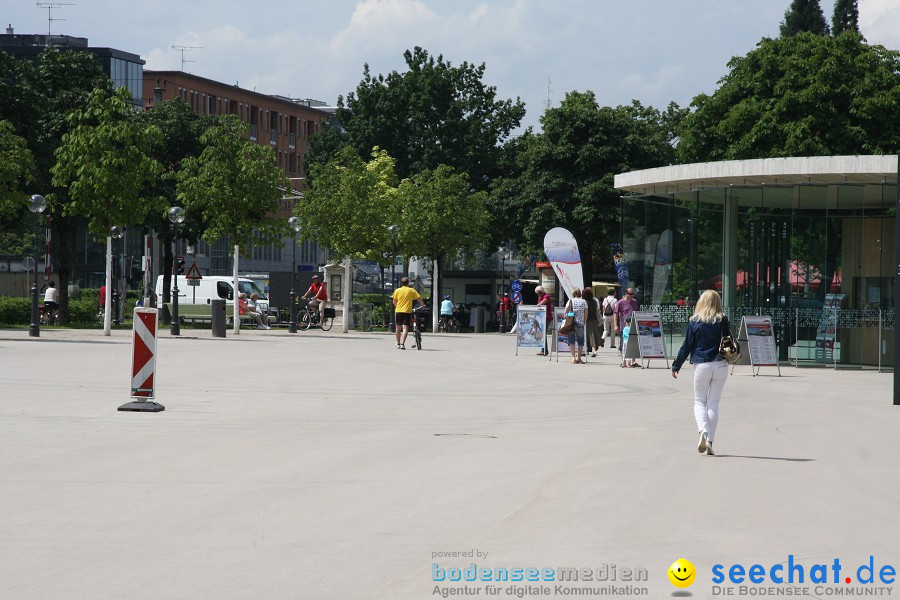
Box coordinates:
[119,308,165,412]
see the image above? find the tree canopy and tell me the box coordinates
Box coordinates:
[491,92,683,279]
[780,0,830,36]
[831,0,860,35]
[677,32,900,162]
[336,47,526,185]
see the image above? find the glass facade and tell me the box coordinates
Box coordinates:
[620,182,896,370]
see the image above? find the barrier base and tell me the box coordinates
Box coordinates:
[118,400,165,412]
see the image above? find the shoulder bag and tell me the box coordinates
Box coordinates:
[719,318,741,365]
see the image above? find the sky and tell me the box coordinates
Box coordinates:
[6,0,899,132]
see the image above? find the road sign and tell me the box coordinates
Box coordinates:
[511,290,522,304]
[119,308,164,412]
[510,279,523,293]
[22,257,35,271]
[185,262,203,280]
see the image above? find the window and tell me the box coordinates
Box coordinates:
[216,281,233,300]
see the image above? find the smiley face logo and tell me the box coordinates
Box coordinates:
[668,558,696,588]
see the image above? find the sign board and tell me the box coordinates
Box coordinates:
[187,279,200,287]
[185,262,203,281]
[130,308,158,399]
[740,316,778,369]
[554,307,572,356]
[511,290,522,304]
[628,311,668,367]
[510,279,523,293]
[515,305,546,354]
[815,293,844,365]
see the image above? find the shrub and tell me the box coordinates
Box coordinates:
[0,297,31,325]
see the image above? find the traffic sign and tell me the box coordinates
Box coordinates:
[185,262,203,280]
[510,279,523,292]
[511,290,522,304]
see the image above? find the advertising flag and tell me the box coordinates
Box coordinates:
[543,227,584,299]
[611,243,630,292]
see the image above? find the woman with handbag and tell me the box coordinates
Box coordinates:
[671,289,734,456]
[562,288,588,364]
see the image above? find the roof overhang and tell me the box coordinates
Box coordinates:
[614,155,898,196]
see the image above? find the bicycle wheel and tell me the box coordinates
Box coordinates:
[319,315,334,331]
[414,328,422,350]
[448,318,459,333]
[301,310,314,331]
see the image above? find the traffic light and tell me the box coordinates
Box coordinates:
[176,256,185,274]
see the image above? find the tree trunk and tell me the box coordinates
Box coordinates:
[54,216,74,325]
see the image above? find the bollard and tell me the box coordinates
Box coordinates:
[472,306,485,333]
[211,299,226,338]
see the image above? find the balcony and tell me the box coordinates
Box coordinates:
[269,129,277,146]
[289,133,296,149]
[249,124,258,141]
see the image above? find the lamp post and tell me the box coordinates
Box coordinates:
[288,216,301,333]
[110,226,124,325]
[169,206,185,336]
[28,194,47,337]
[498,244,509,333]
[388,224,398,332]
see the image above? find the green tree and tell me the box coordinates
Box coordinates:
[493,92,683,281]
[677,32,900,163]
[0,119,36,256]
[337,47,526,185]
[51,87,164,333]
[176,115,289,331]
[832,0,860,35]
[137,98,209,303]
[396,164,489,328]
[780,0,830,36]
[302,126,347,187]
[0,48,113,322]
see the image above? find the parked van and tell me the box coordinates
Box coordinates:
[154,275,270,313]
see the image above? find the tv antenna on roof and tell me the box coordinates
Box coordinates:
[546,76,553,110]
[172,45,204,71]
[36,2,75,37]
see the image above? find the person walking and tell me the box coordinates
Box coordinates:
[671,289,732,457]
[601,289,617,350]
[535,286,553,356]
[563,288,588,364]
[582,287,602,357]
[614,287,640,367]
[392,276,425,349]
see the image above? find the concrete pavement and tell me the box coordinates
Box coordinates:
[0,325,897,599]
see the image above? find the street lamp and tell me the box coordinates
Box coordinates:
[498,244,509,332]
[388,224,398,332]
[28,194,47,337]
[110,226,124,325]
[168,206,185,336]
[288,216,301,333]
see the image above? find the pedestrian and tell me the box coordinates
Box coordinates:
[671,289,732,457]
[535,286,553,356]
[392,276,425,349]
[614,287,640,367]
[563,288,588,364]
[582,287,602,357]
[601,289,617,350]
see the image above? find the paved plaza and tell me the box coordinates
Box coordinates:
[0,325,897,599]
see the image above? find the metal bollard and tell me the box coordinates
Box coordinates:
[472,306,486,333]
[211,299,226,338]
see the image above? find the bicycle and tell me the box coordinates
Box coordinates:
[298,299,334,331]
[437,313,460,333]
[39,303,60,325]
[410,306,427,350]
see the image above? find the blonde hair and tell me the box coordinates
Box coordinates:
[690,290,724,324]
[571,288,581,298]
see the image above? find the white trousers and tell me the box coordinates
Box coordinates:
[692,360,729,442]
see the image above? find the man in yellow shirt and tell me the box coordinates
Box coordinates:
[392,276,425,349]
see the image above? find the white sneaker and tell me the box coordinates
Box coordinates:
[706,442,715,456]
[257,325,266,330]
[697,431,708,454]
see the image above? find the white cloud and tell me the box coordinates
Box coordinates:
[858,0,900,49]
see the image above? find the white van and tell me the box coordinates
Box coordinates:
[154,275,270,313]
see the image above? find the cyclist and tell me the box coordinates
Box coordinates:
[43,281,59,323]
[439,294,454,331]
[392,276,424,350]
[301,274,328,323]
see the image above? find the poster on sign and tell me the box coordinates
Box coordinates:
[515,305,546,353]
[631,311,668,364]
[741,316,778,367]
[554,307,571,356]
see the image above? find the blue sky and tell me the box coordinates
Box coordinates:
[6,0,898,132]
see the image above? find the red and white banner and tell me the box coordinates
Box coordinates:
[543,227,584,299]
[131,308,158,399]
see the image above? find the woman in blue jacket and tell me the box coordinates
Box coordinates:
[671,290,732,456]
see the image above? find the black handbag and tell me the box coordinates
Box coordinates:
[719,319,741,365]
